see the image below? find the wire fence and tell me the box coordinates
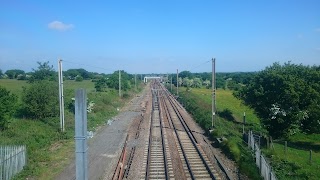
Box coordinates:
[248,131,277,180]
[0,145,26,180]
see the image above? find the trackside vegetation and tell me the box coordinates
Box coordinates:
[0,62,144,179]
[235,62,320,138]
[167,62,320,179]
[175,87,262,179]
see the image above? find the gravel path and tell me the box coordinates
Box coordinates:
[55,87,149,180]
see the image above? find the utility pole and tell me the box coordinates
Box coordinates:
[176,69,179,96]
[212,58,216,128]
[171,76,173,92]
[135,73,137,92]
[58,59,65,132]
[119,70,121,97]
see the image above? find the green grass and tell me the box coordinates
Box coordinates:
[0,79,29,95]
[265,142,320,179]
[63,80,95,92]
[174,87,262,179]
[184,87,260,125]
[0,79,144,179]
[175,86,320,180]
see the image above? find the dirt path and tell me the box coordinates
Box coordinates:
[55,86,150,180]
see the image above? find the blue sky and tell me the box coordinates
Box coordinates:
[0,0,319,74]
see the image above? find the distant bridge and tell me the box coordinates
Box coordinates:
[144,76,162,83]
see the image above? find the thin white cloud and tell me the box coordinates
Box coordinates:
[48,21,74,31]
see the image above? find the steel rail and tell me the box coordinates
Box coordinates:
[158,88,195,179]
[160,83,217,180]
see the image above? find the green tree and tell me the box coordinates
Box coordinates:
[64,69,80,79]
[0,69,3,78]
[193,78,202,88]
[179,71,193,79]
[77,68,92,79]
[182,77,192,88]
[178,77,182,87]
[236,62,320,137]
[0,86,17,129]
[203,79,211,88]
[75,75,83,82]
[29,61,56,82]
[22,81,59,119]
[5,69,25,79]
[107,71,132,91]
[95,78,108,92]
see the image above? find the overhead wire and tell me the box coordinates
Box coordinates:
[62,60,117,73]
[187,60,211,72]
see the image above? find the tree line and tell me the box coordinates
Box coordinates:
[235,62,320,137]
[167,70,256,90]
[0,61,139,130]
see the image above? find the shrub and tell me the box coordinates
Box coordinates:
[22,81,59,119]
[0,86,17,129]
[75,75,83,82]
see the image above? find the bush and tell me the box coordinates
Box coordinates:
[75,75,83,82]
[122,93,130,99]
[22,81,59,119]
[0,86,17,129]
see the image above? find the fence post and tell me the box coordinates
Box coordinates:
[248,131,251,148]
[284,141,287,159]
[242,112,246,134]
[75,89,88,180]
[260,154,262,174]
[309,150,312,164]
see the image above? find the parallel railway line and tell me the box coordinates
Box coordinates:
[113,80,225,180]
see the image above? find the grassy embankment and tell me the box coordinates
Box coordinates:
[176,87,262,179]
[264,133,320,180]
[175,87,320,180]
[0,79,143,179]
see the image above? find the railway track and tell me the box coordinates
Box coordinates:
[141,82,174,180]
[160,84,220,180]
[113,80,224,180]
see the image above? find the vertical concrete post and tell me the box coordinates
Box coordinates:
[119,70,121,97]
[212,58,216,128]
[285,141,287,159]
[75,89,88,180]
[176,69,179,96]
[135,73,137,92]
[171,76,173,92]
[58,59,65,132]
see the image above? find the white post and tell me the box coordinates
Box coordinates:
[212,58,216,128]
[75,89,88,180]
[176,69,179,96]
[58,59,65,132]
[171,76,173,92]
[119,70,121,97]
[135,73,137,91]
